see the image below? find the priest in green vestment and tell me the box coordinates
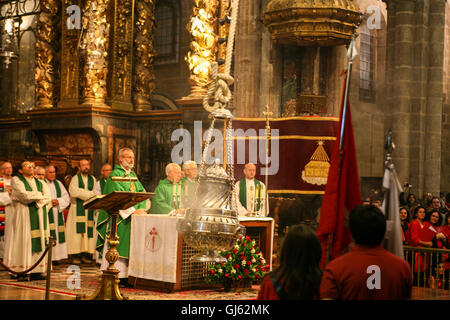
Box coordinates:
[149,163,184,215]
[181,160,198,209]
[96,148,148,286]
[233,163,269,217]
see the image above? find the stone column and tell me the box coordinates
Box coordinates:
[384,0,414,189]
[233,0,262,117]
[423,0,445,195]
[35,0,59,109]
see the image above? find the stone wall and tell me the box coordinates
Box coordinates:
[442,1,450,194]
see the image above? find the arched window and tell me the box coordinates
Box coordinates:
[359,22,376,102]
[154,0,180,65]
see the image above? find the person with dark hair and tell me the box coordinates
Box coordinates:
[405,193,419,218]
[409,206,429,247]
[399,207,411,245]
[423,209,446,248]
[320,204,412,300]
[257,223,322,300]
[429,196,449,226]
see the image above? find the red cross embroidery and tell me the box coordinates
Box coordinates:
[149,227,158,250]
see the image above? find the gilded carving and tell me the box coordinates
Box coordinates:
[263,0,361,46]
[217,0,231,74]
[59,0,81,106]
[133,0,156,110]
[35,0,59,108]
[108,0,134,108]
[80,0,110,106]
[185,0,218,97]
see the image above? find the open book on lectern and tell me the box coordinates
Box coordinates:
[83,191,155,212]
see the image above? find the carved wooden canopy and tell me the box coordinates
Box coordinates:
[263,0,362,46]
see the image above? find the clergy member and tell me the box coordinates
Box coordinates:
[66,159,97,265]
[45,165,70,264]
[96,148,148,288]
[10,160,51,281]
[181,160,198,209]
[149,163,184,215]
[94,163,112,196]
[0,161,13,268]
[93,163,112,263]
[34,166,46,180]
[233,163,269,217]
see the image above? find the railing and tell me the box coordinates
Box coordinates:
[403,246,450,291]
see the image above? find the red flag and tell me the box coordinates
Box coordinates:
[317,72,361,268]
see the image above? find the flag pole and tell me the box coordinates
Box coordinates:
[339,34,358,152]
[326,35,358,266]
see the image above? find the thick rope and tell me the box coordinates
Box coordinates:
[0,241,52,275]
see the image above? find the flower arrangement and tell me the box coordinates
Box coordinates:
[206,235,270,286]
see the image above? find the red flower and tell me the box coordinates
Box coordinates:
[266,264,270,270]
[210,269,215,275]
[246,236,251,241]
[225,273,229,278]
[240,256,246,260]
[246,260,252,266]
[225,254,230,260]
[244,269,249,275]
[256,275,261,279]
[238,276,242,280]
[234,264,239,269]
[233,248,238,254]
[239,252,244,256]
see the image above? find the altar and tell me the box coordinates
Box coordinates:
[127,215,274,292]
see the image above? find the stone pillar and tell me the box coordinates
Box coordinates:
[233,0,262,117]
[423,0,445,195]
[35,0,59,109]
[384,0,445,196]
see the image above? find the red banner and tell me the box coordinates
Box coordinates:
[230,116,339,195]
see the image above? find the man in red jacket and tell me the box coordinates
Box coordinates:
[320,204,412,300]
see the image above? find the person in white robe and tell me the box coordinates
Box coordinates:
[66,159,96,265]
[44,165,70,263]
[0,161,13,267]
[233,163,269,217]
[10,161,51,281]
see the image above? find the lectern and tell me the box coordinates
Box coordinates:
[76,191,154,300]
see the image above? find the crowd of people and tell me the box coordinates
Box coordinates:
[0,150,269,288]
[2,151,449,298]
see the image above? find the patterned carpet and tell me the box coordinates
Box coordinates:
[0,263,259,300]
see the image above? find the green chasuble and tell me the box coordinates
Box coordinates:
[149,178,184,215]
[238,178,262,212]
[96,165,147,259]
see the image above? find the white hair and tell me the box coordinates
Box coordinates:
[182,160,197,171]
[118,147,134,158]
[34,166,45,173]
[165,163,181,176]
